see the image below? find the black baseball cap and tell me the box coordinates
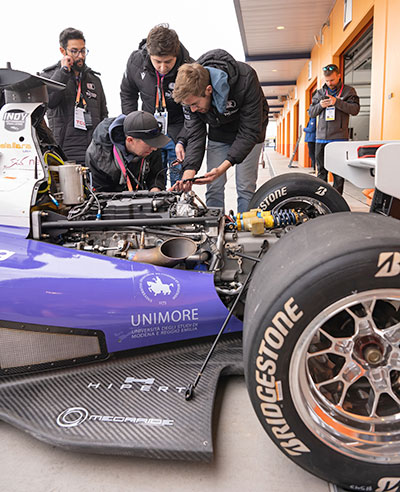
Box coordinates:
[123,111,170,148]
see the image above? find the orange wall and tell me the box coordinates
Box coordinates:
[276,0,400,164]
[378,0,400,138]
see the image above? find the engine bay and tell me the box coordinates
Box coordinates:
[31,185,291,298]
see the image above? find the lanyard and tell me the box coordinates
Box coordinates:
[113,146,133,191]
[75,76,87,108]
[113,146,145,191]
[325,83,344,99]
[155,72,166,111]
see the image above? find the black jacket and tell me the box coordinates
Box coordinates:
[181,49,269,172]
[120,40,192,143]
[41,62,108,163]
[308,82,360,141]
[85,115,165,192]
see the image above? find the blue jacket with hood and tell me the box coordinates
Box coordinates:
[303,117,316,143]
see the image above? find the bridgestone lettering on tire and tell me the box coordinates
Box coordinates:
[248,172,349,214]
[243,213,400,491]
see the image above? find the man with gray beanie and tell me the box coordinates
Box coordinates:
[86,111,169,192]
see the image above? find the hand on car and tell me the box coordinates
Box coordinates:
[170,169,196,192]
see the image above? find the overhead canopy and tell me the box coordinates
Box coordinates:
[234,0,335,118]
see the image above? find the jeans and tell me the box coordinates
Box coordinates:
[161,136,182,187]
[206,140,262,213]
[315,142,344,194]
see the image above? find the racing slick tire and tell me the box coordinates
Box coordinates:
[243,212,400,491]
[248,172,350,215]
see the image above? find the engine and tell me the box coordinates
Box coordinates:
[30,184,304,308]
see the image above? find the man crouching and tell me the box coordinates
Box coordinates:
[86,111,170,192]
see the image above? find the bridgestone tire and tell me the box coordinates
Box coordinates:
[243,212,400,491]
[248,172,350,214]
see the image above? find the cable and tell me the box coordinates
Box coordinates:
[83,173,102,219]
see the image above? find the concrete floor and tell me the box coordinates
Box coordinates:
[0,150,366,491]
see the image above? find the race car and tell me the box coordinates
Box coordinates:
[0,68,399,492]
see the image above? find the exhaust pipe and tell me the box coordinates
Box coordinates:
[128,237,197,267]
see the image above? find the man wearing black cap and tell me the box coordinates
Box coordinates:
[86,111,169,192]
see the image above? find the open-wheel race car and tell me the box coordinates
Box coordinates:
[1,68,399,492]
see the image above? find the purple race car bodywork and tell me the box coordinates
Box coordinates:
[0,222,242,359]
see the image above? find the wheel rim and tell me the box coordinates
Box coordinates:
[260,196,332,216]
[290,289,400,463]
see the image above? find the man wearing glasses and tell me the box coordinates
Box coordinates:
[41,28,108,164]
[308,63,359,194]
[85,111,168,192]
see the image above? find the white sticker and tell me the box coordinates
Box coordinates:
[154,110,168,135]
[325,106,335,121]
[74,107,87,130]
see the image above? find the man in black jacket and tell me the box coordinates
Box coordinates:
[172,50,269,212]
[86,111,168,192]
[309,64,360,194]
[120,25,192,186]
[41,27,108,164]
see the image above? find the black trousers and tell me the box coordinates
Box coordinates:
[315,142,344,195]
[307,141,316,169]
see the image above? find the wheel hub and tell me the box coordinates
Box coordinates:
[354,335,386,366]
[363,344,384,365]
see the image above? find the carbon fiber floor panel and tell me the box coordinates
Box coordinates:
[0,335,243,461]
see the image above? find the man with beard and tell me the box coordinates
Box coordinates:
[172,51,268,212]
[120,24,192,186]
[309,64,359,194]
[41,28,108,164]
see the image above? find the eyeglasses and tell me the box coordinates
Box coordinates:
[67,48,89,57]
[323,64,338,73]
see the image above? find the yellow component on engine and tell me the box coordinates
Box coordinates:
[259,211,276,229]
[236,209,273,234]
[236,209,300,234]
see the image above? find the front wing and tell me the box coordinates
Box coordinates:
[0,334,242,461]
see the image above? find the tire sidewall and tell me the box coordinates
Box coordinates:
[248,173,349,213]
[245,247,400,491]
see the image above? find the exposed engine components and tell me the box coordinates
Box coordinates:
[169,191,208,217]
[235,209,305,235]
[127,237,198,267]
[48,163,86,205]
[30,189,314,313]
